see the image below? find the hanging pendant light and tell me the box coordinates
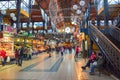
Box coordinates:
[12,16,17,21]
[79,0,85,6]
[76,10,81,14]
[65,27,71,33]
[1,10,6,15]
[73,4,78,10]
[10,13,15,17]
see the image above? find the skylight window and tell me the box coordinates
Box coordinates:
[0,1,16,10]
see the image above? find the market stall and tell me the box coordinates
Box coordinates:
[0,29,14,58]
[14,32,33,50]
[33,39,46,53]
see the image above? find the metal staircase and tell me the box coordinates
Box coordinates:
[89,24,120,78]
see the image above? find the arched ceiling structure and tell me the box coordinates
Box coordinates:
[30,0,92,29]
[21,0,120,31]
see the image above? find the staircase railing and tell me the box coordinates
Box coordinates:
[109,26,120,42]
[89,24,120,78]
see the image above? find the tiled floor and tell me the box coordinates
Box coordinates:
[0,51,115,80]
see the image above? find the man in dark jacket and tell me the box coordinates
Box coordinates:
[48,45,52,57]
[18,46,24,66]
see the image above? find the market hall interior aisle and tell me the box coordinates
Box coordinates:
[0,52,115,80]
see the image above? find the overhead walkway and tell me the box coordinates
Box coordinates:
[89,24,120,79]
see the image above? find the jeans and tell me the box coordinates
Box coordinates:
[85,60,91,67]
[18,56,23,66]
[90,65,97,73]
[2,60,6,66]
[61,52,63,56]
[2,57,7,66]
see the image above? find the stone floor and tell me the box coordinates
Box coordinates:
[0,51,116,80]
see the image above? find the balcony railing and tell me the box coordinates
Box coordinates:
[89,24,120,78]
[109,26,120,42]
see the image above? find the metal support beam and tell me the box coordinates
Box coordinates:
[16,0,21,33]
[32,22,34,34]
[89,38,93,57]
[104,0,109,30]
[111,19,114,25]
[21,22,23,29]
[86,4,90,28]
[80,21,82,28]
[27,20,30,35]
[27,0,32,36]
[94,0,100,27]
[0,14,3,29]
[96,15,100,27]
[88,2,91,27]
[86,16,89,28]
[43,20,45,36]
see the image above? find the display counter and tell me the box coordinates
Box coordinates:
[0,36,14,58]
[14,36,33,49]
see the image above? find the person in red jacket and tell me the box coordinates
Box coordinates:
[0,49,7,66]
[75,46,79,58]
[15,49,19,64]
[81,51,97,70]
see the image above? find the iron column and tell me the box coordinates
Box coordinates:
[16,0,21,33]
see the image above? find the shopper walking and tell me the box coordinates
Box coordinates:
[60,46,64,56]
[18,46,24,66]
[15,49,19,64]
[27,48,32,60]
[47,45,52,57]
[75,46,79,58]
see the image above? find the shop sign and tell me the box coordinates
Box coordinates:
[3,26,13,32]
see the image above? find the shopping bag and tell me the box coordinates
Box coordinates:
[6,56,11,62]
[93,61,97,66]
